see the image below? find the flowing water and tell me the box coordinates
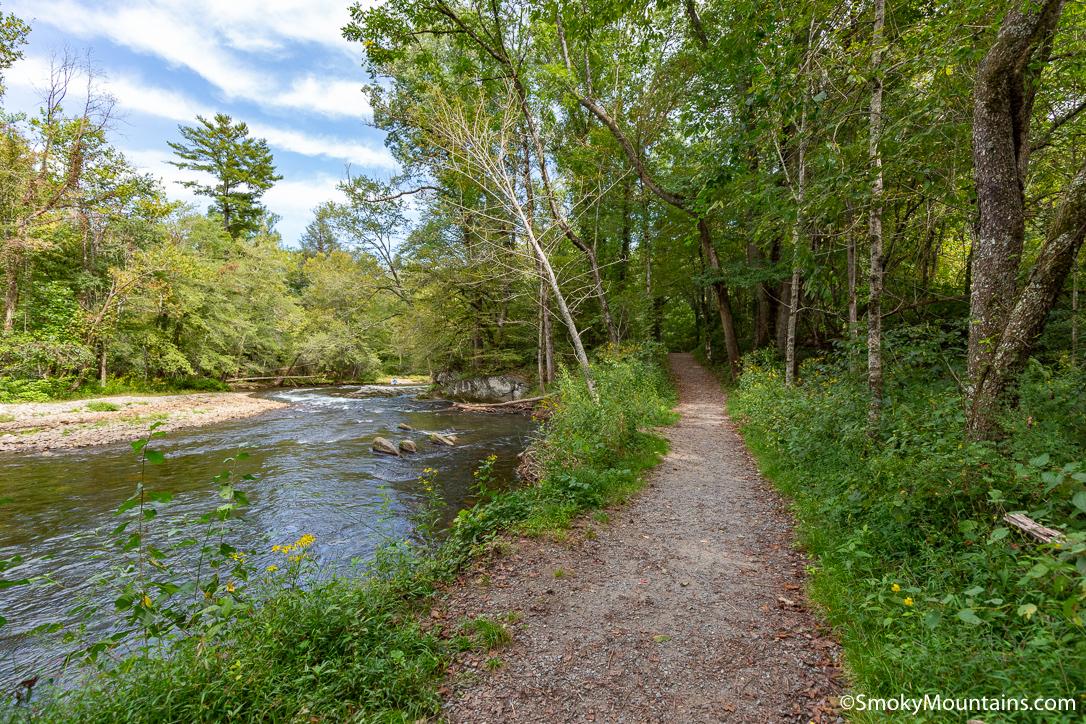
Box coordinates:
[0,385,534,687]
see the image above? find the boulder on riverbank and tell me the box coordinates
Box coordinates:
[372,436,400,456]
[433,372,530,403]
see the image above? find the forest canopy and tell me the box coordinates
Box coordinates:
[0,0,1083,443]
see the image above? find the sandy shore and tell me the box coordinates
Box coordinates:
[0,392,287,453]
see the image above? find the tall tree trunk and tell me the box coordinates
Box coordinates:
[3,255,18,334]
[785,269,801,384]
[99,342,108,386]
[776,278,791,357]
[966,0,1067,437]
[867,0,887,431]
[749,243,772,349]
[968,0,1064,386]
[784,134,807,386]
[698,219,741,377]
[847,229,858,369]
[1074,259,1079,366]
[967,162,1086,437]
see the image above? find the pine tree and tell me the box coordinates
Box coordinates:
[168,113,281,239]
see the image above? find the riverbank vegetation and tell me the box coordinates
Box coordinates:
[730,343,1086,714]
[6,349,673,722]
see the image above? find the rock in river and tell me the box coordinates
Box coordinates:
[397,422,414,431]
[433,372,529,402]
[429,432,457,446]
[399,439,417,453]
[372,436,400,456]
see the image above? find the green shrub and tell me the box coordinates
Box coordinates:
[84,401,120,412]
[730,349,1086,721]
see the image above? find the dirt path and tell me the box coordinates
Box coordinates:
[439,353,841,723]
[0,392,285,453]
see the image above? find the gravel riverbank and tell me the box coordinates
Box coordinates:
[0,393,287,453]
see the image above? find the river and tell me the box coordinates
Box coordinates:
[0,385,534,688]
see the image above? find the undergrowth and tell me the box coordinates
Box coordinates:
[3,346,675,723]
[729,333,1086,723]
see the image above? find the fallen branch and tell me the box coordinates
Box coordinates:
[451,394,551,411]
[226,375,324,383]
[1004,513,1065,544]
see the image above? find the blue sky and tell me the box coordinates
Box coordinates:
[4,0,393,245]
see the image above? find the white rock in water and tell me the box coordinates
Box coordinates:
[429,432,456,446]
[372,436,400,456]
[399,439,417,453]
[433,373,529,402]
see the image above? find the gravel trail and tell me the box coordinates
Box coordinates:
[439,353,841,723]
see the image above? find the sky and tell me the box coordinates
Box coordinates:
[4,0,393,246]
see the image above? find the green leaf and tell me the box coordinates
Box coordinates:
[144,449,165,465]
[1030,453,1051,468]
[957,608,983,625]
[963,586,984,597]
[1017,604,1038,620]
[148,491,174,504]
[131,439,147,453]
[988,527,1009,543]
[1072,490,1086,514]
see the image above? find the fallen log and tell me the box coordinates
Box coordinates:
[451,395,552,412]
[226,375,324,382]
[1003,513,1065,545]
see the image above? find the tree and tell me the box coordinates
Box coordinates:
[300,202,343,257]
[2,54,116,333]
[965,0,1086,438]
[0,9,29,97]
[168,114,281,239]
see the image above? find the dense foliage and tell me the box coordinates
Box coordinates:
[730,337,1086,718]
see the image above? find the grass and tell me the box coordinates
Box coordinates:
[84,401,120,412]
[0,413,14,423]
[728,346,1086,723]
[6,346,676,723]
[461,616,512,650]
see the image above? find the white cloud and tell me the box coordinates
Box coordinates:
[9,55,394,168]
[264,175,346,221]
[249,122,395,168]
[9,0,374,119]
[276,76,373,120]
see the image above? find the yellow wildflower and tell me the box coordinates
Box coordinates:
[891,583,901,592]
[141,594,153,608]
[230,552,247,563]
[903,597,914,607]
[226,581,236,593]
[295,533,316,549]
[266,564,279,572]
